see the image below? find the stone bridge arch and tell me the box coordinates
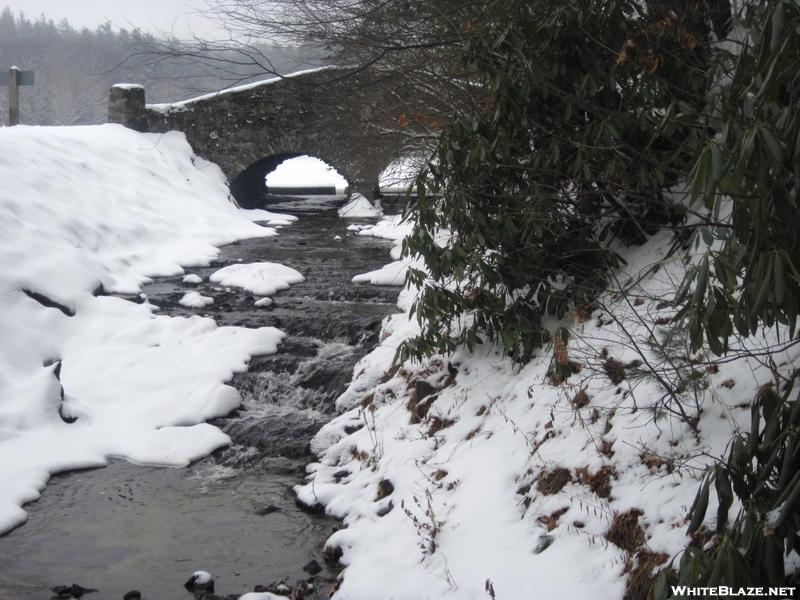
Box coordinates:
[108,68,406,208]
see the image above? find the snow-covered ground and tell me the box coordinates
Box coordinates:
[3,123,796,599]
[0,124,298,534]
[378,156,423,195]
[296,218,800,598]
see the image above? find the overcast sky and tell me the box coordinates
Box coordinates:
[3,0,219,36]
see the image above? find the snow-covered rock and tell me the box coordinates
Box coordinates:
[210,262,304,296]
[337,193,383,218]
[179,291,214,308]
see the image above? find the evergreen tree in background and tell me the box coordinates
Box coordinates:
[0,6,320,126]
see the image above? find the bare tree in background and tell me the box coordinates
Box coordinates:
[42,51,107,125]
[135,0,735,166]
[132,0,489,162]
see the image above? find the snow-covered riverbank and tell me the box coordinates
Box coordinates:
[297,217,800,599]
[0,124,291,534]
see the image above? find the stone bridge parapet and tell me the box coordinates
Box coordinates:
[109,67,406,207]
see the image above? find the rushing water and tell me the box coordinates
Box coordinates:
[0,200,401,600]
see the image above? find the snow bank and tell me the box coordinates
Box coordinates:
[240,208,299,226]
[0,124,285,533]
[298,221,799,599]
[349,215,428,291]
[379,156,421,194]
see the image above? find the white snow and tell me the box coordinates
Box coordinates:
[188,570,213,585]
[183,274,203,285]
[267,155,349,192]
[349,215,425,287]
[0,124,286,534]
[209,262,305,296]
[240,208,299,226]
[111,83,144,91]
[3,122,793,600]
[379,155,422,194]
[337,193,383,218]
[179,291,215,308]
[352,259,411,286]
[148,67,336,113]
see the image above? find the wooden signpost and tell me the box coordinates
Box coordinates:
[1,67,35,126]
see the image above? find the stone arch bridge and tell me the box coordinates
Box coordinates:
[108,67,409,208]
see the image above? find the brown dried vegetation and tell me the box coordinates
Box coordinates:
[641,451,674,473]
[605,509,646,553]
[571,388,590,409]
[603,358,627,385]
[536,468,573,495]
[624,550,669,600]
[577,465,617,499]
[537,507,569,531]
[426,415,456,436]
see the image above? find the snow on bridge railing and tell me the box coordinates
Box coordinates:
[145,66,336,113]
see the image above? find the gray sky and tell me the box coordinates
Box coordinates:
[3,0,219,36]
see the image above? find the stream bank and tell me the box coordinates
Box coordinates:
[0,201,401,600]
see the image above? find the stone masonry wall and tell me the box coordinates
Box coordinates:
[109,68,407,204]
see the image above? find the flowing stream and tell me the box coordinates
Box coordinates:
[0,200,401,600]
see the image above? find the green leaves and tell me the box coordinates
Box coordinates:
[666,383,800,592]
[688,476,711,535]
[679,0,800,354]
[400,0,715,363]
